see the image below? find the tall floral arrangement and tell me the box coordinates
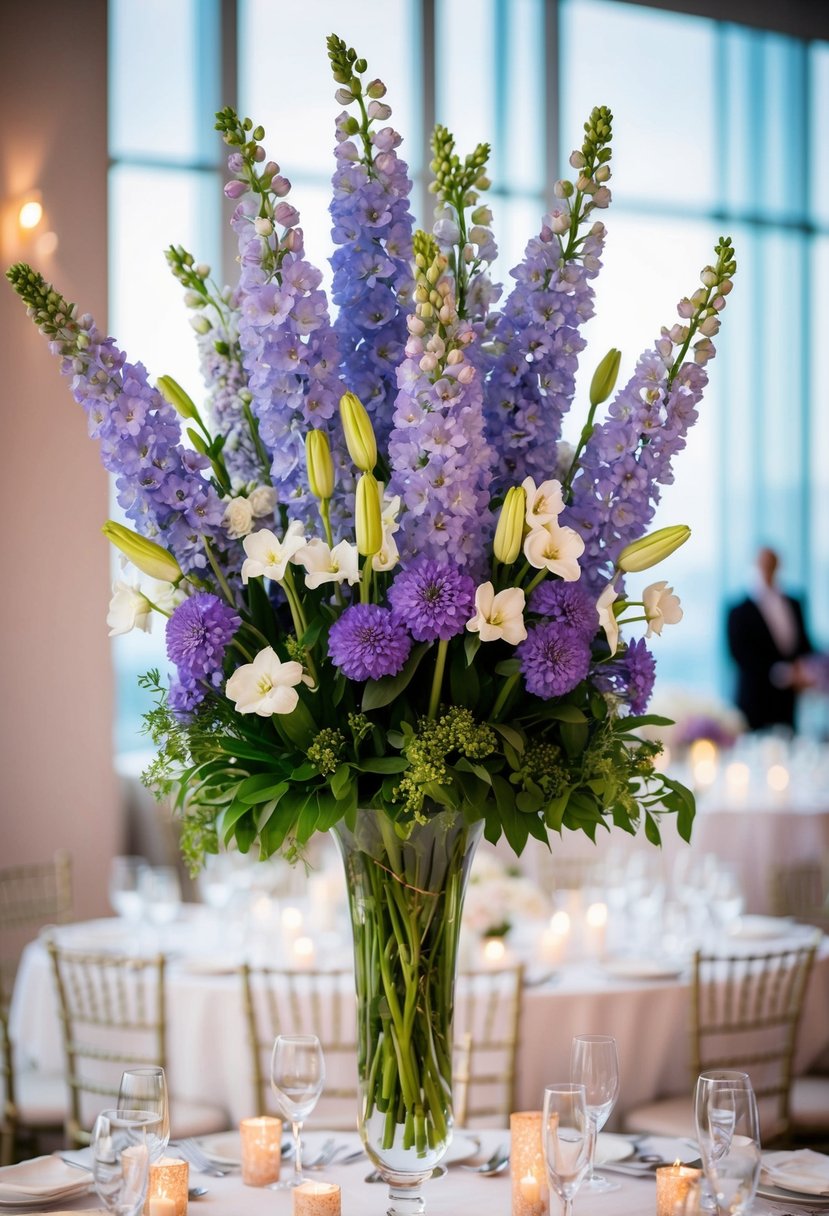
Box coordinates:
[8,33,735,1171]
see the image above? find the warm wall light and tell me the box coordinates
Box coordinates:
[19,196,43,230]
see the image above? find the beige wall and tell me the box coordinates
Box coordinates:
[0,1,120,916]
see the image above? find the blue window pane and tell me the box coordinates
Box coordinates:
[240,0,419,180]
[809,237,829,641]
[810,43,829,226]
[497,0,545,195]
[436,0,496,168]
[560,0,718,211]
[489,195,545,290]
[109,0,221,163]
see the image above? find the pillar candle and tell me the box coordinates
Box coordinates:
[240,1115,282,1186]
[145,1157,188,1216]
[510,1111,548,1216]
[292,1180,342,1216]
[656,1163,702,1216]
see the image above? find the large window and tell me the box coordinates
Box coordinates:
[109,0,829,753]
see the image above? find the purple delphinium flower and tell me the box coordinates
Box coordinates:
[166,593,241,685]
[330,104,415,449]
[485,215,606,497]
[529,580,599,640]
[623,638,656,714]
[388,559,476,642]
[328,603,412,682]
[518,620,591,699]
[168,675,206,720]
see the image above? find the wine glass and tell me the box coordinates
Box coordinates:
[542,1083,593,1216]
[570,1033,620,1192]
[694,1070,761,1215]
[108,856,149,923]
[91,1108,162,1216]
[270,1034,325,1188]
[117,1066,170,1160]
[139,866,182,927]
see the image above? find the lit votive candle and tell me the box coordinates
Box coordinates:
[145,1157,188,1216]
[724,761,750,804]
[585,901,608,959]
[767,763,790,795]
[292,1180,341,1216]
[292,934,316,968]
[240,1115,282,1186]
[656,1163,702,1216]
[510,1111,548,1216]
[482,936,507,966]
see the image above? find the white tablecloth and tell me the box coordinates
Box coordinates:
[10,913,829,1128]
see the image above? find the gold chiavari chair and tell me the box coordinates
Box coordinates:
[0,852,73,1164]
[47,941,228,1146]
[240,964,359,1130]
[623,934,821,1144]
[770,859,829,931]
[452,965,524,1127]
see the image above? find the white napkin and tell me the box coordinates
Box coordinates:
[762,1149,829,1196]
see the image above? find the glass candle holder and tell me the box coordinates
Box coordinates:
[240,1115,283,1186]
[656,1163,703,1216]
[145,1156,188,1216]
[292,1180,342,1216]
[510,1111,548,1216]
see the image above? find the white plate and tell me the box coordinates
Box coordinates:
[728,915,794,940]
[756,1183,829,1208]
[0,1155,92,1197]
[444,1135,481,1166]
[602,959,685,981]
[595,1133,634,1164]
[194,1130,242,1166]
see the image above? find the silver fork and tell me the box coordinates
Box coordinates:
[303,1138,338,1169]
[173,1139,230,1177]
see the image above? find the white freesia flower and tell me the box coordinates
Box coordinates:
[107,580,152,637]
[293,538,360,588]
[222,495,254,539]
[372,528,400,572]
[466,582,527,645]
[225,647,304,716]
[144,579,185,614]
[597,583,620,656]
[381,490,402,534]
[523,522,584,581]
[643,580,683,637]
[522,476,565,525]
[241,521,306,583]
[248,485,277,518]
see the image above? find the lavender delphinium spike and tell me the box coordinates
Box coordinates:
[217,109,343,523]
[327,36,415,450]
[6,265,225,574]
[388,233,494,571]
[566,237,737,595]
[485,107,612,496]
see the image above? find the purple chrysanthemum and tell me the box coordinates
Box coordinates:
[622,637,656,714]
[166,593,241,684]
[328,603,412,682]
[518,620,591,700]
[529,580,599,640]
[388,559,476,642]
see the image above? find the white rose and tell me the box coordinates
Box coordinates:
[248,485,277,519]
[223,495,254,539]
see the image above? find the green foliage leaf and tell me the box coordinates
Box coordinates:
[464,634,481,667]
[362,643,430,711]
[494,658,521,677]
[359,756,408,774]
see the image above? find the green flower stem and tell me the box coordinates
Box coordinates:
[492,671,521,721]
[524,569,547,596]
[278,569,319,685]
[319,499,335,550]
[240,397,272,481]
[202,538,237,607]
[427,638,449,720]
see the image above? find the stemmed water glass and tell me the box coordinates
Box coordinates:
[117,1066,170,1161]
[270,1034,325,1188]
[694,1070,761,1215]
[542,1083,594,1216]
[91,1108,162,1216]
[570,1033,620,1192]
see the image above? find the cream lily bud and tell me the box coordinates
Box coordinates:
[157,374,198,421]
[339,391,377,472]
[493,486,527,563]
[102,521,183,584]
[589,347,622,407]
[355,472,383,556]
[617,524,691,573]
[305,429,335,499]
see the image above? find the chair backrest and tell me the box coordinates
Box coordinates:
[770,860,829,929]
[240,965,359,1130]
[46,939,166,1146]
[691,936,819,1142]
[452,965,524,1127]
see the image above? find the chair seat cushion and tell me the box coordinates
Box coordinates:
[791,1075,829,1130]
[621,1096,695,1138]
[169,1097,229,1139]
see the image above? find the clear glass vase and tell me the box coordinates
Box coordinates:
[332,808,483,1216]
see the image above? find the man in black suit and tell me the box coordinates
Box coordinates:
[727,547,814,731]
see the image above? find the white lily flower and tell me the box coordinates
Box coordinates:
[241,521,306,583]
[381,489,402,535]
[523,522,584,581]
[643,580,683,637]
[466,583,527,645]
[597,583,620,656]
[143,579,185,614]
[372,528,400,573]
[521,476,565,526]
[107,580,152,637]
[293,538,360,588]
[225,647,304,716]
[222,495,254,539]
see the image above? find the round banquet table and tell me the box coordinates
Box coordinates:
[9,910,829,1129]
